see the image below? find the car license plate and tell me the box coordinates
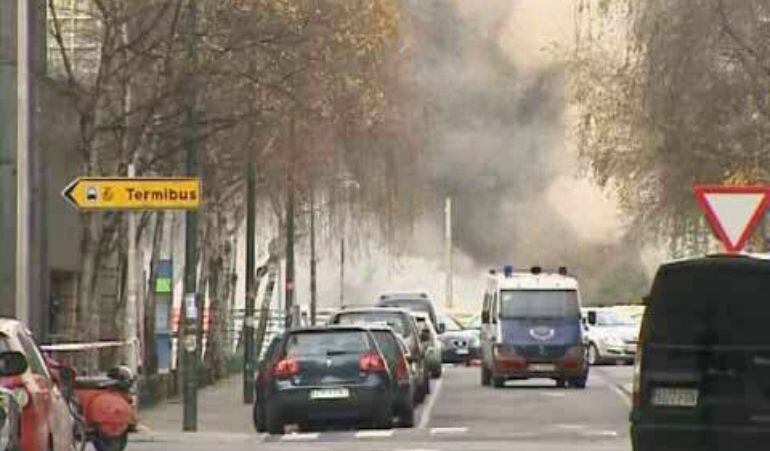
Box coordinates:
[310,388,350,400]
[652,388,699,407]
[529,363,555,372]
[456,348,469,355]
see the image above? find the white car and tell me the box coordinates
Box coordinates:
[581,308,639,365]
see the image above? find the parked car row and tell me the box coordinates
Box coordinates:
[252,291,483,435]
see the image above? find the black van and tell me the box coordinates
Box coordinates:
[632,254,770,451]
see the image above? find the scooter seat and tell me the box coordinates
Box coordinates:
[74,376,126,390]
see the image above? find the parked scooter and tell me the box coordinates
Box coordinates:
[72,366,137,451]
[49,360,137,451]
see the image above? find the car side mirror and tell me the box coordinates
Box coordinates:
[0,351,28,377]
[436,323,446,334]
[587,311,597,326]
[481,311,490,324]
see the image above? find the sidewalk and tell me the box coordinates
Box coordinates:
[135,374,255,441]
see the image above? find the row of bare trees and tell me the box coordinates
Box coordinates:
[46,0,421,377]
[570,0,770,254]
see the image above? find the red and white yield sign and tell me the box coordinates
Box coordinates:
[694,185,770,253]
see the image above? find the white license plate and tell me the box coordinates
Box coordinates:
[310,388,350,400]
[455,349,470,355]
[652,388,699,407]
[528,364,555,372]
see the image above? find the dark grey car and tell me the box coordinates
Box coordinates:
[329,308,431,404]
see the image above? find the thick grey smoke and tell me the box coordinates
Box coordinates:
[401,0,649,304]
[408,0,573,265]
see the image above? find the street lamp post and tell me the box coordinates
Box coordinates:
[182,0,200,432]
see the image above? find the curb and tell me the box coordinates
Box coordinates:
[131,430,260,444]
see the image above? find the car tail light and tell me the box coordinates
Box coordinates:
[360,351,387,373]
[395,357,409,382]
[563,345,585,369]
[494,344,526,368]
[272,358,299,378]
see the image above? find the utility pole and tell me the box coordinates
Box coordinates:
[445,197,454,310]
[182,0,199,432]
[339,238,345,308]
[242,151,256,404]
[309,186,317,325]
[284,117,296,327]
[285,181,295,326]
[15,0,30,326]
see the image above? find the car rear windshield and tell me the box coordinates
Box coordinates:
[647,258,770,346]
[438,314,463,331]
[500,290,580,319]
[284,331,370,357]
[333,312,411,337]
[378,298,432,316]
[372,330,402,362]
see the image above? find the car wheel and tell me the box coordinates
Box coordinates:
[266,407,284,435]
[92,434,128,451]
[397,399,415,428]
[481,364,491,386]
[588,343,601,366]
[569,375,588,389]
[370,405,393,429]
[253,402,267,433]
[492,376,505,388]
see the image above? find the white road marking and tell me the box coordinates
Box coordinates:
[556,424,587,430]
[430,427,469,435]
[609,383,632,407]
[279,432,320,441]
[593,368,633,407]
[541,392,567,398]
[418,378,443,429]
[580,430,619,438]
[355,429,395,438]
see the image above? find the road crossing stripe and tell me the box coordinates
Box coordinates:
[418,378,444,429]
[430,427,469,435]
[556,424,587,430]
[580,430,619,437]
[280,432,320,441]
[355,430,395,438]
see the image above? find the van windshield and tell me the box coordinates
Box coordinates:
[500,290,579,319]
[648,259,770,346]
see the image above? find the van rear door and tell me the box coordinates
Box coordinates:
[640,257,770,429]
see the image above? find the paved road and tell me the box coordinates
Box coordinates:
[131,365,633,451]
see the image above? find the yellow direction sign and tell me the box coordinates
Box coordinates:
[62,177,201,210]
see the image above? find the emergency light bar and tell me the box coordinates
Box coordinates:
[490,266,570,277]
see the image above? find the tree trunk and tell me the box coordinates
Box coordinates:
[77,213,102,372]
[143,212,165,376]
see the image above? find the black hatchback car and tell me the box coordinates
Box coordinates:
[632,254,770,451]
[262,326,394,434]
